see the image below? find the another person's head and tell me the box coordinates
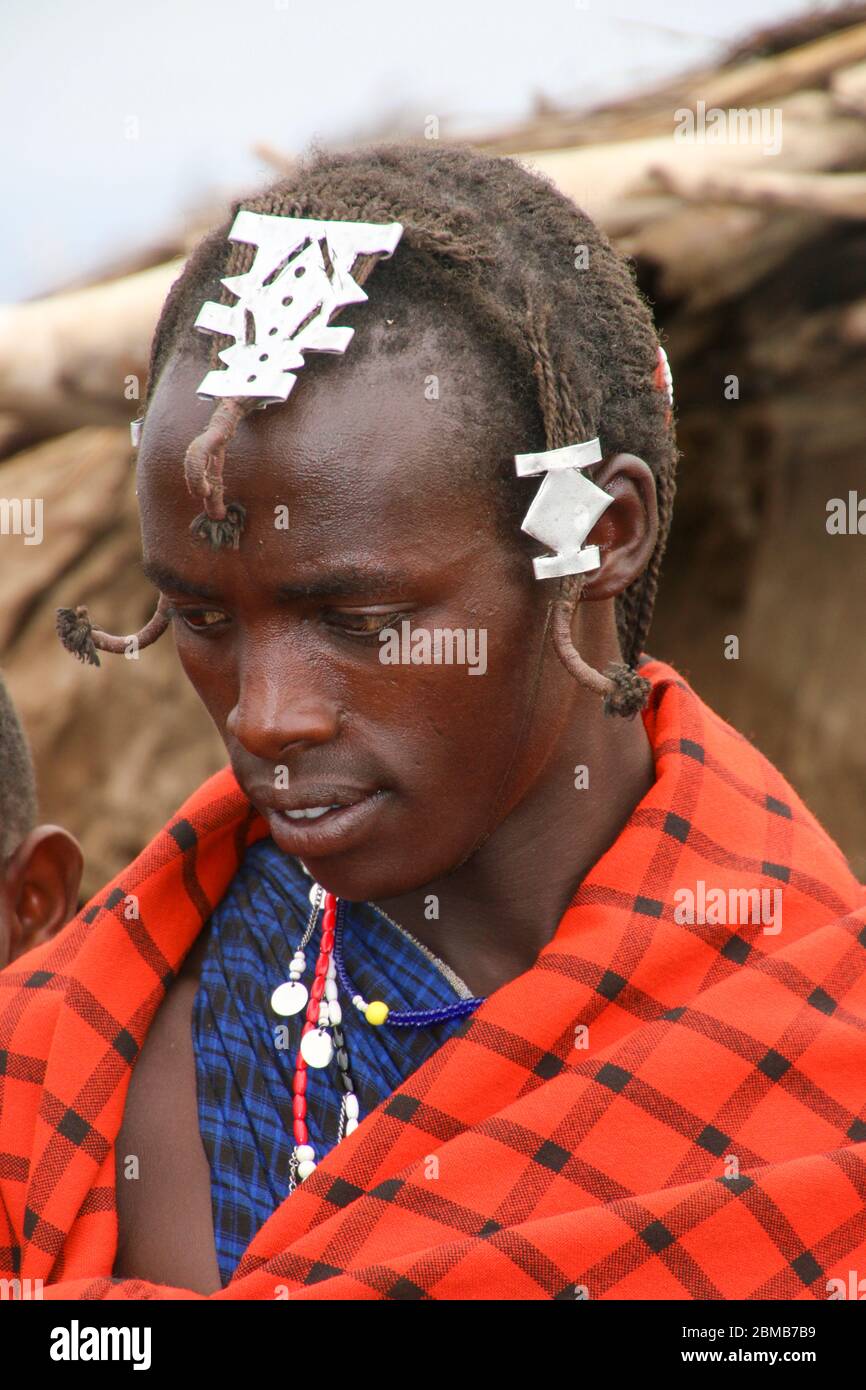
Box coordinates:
[0,674,82,968]
[60,143,677,902]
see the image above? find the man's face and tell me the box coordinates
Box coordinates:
[138,345,577,901]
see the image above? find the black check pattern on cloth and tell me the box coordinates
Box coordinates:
[1,657,865,1299]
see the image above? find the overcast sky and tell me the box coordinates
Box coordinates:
[3,0,818,302]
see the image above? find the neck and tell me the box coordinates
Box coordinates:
[375,655,657,998]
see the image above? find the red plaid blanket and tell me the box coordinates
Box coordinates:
[2,657,865,1300]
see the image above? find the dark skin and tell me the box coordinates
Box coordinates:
[0,825,83,970]
[114,340,659,1292]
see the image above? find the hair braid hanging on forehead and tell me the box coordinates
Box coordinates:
[57,141,677,716]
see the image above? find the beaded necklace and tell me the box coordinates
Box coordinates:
[270,884,486,1186]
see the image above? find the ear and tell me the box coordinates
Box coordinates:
[6,826,83,962]
[579,453,659,601]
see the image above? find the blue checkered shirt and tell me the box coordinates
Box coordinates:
[192,837,473,1286]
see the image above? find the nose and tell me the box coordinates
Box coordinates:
[225,639,341,760]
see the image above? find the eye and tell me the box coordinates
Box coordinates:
[323,609,404,638]
[168,605,231,633]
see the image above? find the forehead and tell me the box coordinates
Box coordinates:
[141,343,499,515]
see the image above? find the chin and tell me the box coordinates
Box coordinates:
[293,852,436,904]
[294,830,486,903]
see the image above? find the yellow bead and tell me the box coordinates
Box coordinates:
[365,1000,389,1026]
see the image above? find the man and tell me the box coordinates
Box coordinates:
[0,672,82,971]
[2,144,865,1300]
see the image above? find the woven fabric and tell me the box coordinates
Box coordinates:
[2,656,866,1301]
[193,840,472,1285]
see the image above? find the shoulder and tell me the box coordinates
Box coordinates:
[639,654,865,905]
[0,766,265,1158]
[0,915,90,1049]
[0,929,78,1222]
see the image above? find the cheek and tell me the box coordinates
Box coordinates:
[170,626,237,725]
[163,569,553,787]
[382,620,550,786]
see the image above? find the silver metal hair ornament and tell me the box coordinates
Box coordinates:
[514,436,612,579]
[57,212,405,669]
[655,343,673,409]
[193,210,404,402]
[174,210,404,550]
[514,435,653,719]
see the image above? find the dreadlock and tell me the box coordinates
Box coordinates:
[57,141,677,717]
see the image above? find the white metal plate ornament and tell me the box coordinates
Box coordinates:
[514,437,604,477]
[657,344,674,405]
[514,435,614,580]
[270,981,308,1017]
[194,211,403,403]
[300,1026,334,1069]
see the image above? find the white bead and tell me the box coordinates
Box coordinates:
[345,1117,358,1135]
[295,1144,315,1162]
[325,980,338,1001]
[308,883,324,906]
[345,1094,359,1120]
[353,995,366,1010]
[328,1001,342,1026]
[300,1027,334,1068]
[326,957,337,979]
[292,952,306,967]
[270,980,308,1017]
[297,1160,317,1179]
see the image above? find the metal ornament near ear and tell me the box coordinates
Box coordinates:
[514,436,613,579]
[514,437,651,719]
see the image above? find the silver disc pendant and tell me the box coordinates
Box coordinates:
[270,981,308,1017]
[300,1027,333,1069]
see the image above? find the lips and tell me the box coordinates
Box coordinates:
[282,804,342,822]
[247,784,388,857]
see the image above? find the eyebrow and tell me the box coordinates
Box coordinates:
[140,559,412,602]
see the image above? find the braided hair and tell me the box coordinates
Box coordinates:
[57,141,677,716]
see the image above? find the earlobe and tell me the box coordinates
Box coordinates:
[579,453,659,602]
[7,826,84,961]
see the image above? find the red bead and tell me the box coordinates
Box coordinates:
[293,1119,308,1144]
[324,892,337,911]
[293,1095,307,1119]
[293,1070,307,1095]
[311,976,326,1002]
[320,932,335,954]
